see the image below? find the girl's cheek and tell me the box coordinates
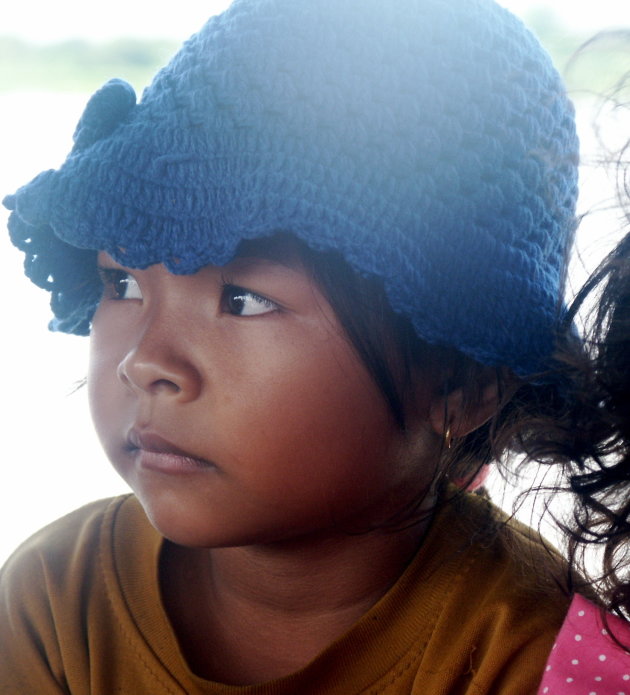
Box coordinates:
[88,319,127,442]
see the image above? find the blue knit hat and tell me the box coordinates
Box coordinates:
[5,0,579,376]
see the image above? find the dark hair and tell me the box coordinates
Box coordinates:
[521,232,630,620]
[514,57,630,620]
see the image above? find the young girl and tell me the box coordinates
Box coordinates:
[0,0,580,692]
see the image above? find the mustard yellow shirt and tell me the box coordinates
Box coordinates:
[0,492,569,694]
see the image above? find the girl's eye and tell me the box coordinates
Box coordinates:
[221,284,278,316]
[97,268,142,301]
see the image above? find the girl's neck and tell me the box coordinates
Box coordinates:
[160,515,433,684]
[212,523,428,611]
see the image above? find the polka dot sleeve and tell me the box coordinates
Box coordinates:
[538,594,630,694]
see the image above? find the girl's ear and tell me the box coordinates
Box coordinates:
[428,371,502,439]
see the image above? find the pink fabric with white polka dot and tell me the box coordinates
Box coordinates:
[538,594,630,694]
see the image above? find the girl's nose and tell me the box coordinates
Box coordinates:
[117,339,202,403]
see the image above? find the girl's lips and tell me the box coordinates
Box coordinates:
[127,430,215,474]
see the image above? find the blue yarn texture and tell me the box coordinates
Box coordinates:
[4,0,579,376]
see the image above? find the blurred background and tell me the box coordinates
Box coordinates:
[1,0,629,564]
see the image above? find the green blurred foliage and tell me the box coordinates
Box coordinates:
[0,36,178,92]
[0,14,628,98]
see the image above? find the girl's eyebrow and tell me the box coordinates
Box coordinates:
[226,238,306,275]
[222,255,306,282]
[96,251,132,271]
[231,235,304,267]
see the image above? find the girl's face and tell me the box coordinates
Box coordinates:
[88,242,440,548]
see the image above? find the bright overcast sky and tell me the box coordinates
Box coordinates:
[500,0,629,31]
[1,0,628,43]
